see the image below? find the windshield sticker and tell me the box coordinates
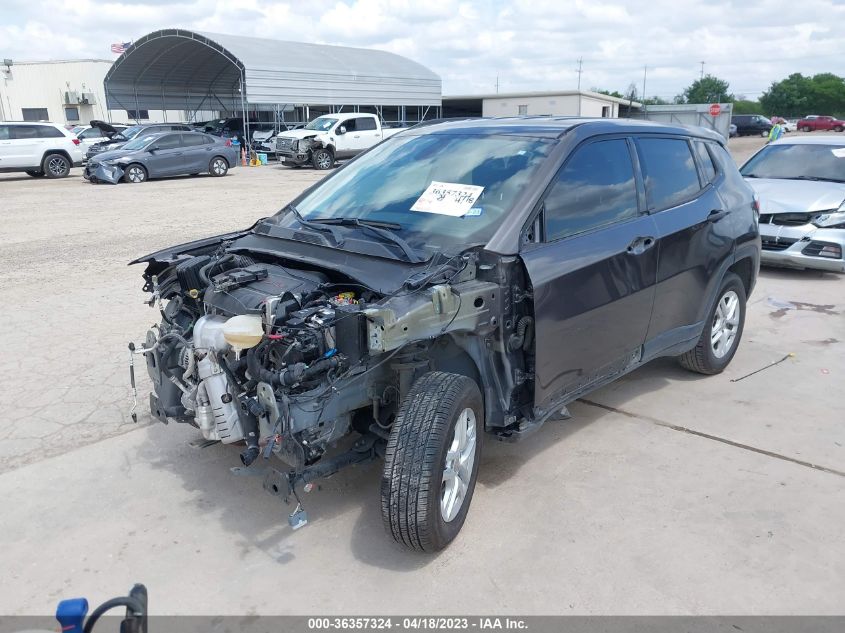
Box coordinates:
[831,148,845,158]
[465,207,484,217]
[411,181,485,217]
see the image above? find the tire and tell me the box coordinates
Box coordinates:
[835,126,844,133]
[801,126,811,132]
[42,153,70,178]
[761,130,769,137]
[26,170,45,178]
[381,371,483,552]
[209,156,228,177]
[123,164,147,184]
[312,148,334,170]
[679,272,746,375]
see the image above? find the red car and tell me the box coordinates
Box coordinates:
[797,115,845,132]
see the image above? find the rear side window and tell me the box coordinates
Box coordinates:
[181,134,206,147]
[693,141,717,183]
[0,125,9,140]
[357,117,377,131]
[636,138,701,210]
[544,138,639,241]
[9,125,39,139]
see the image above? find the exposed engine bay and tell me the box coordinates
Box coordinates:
[129,238,535,529]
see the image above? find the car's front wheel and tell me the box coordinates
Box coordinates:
[679,272,746,375]
[42,154,70,178]
[209,157,229,177]
[381,371,482,552]
[123,164,147,183]
[311,148,334,170]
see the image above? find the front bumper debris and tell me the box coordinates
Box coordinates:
[759,223,845,273]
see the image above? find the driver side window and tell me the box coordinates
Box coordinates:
[152,134,181,150]
[340,119,357,132]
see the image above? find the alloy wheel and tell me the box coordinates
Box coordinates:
[48,157,68,176]
[711,290,740,359]
[212,159,227,175]
[316,152,332,169]
[441,407,477,523]
[127,166,145,183]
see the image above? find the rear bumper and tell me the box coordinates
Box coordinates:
[759,223,845,273]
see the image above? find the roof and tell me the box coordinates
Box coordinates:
[771,135,845,146]
[443,90,642,108]
[104,29,441,112]
[405,116,722,141]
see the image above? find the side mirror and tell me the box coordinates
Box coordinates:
[337,126,347,135]
[148,146,158,153]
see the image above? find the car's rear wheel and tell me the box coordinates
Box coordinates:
[123,164,147,184]
[381,371,482,552]
[42,154,70,178]
[679,272,746,375]
[209,157,229,177]
[26,170,45,178]
[835,126,844,133]
[760,130,769,137]
[312,148,334,170]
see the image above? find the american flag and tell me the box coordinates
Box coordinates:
[110,41,131,54]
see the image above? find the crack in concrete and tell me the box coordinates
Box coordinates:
[578,398,845,479]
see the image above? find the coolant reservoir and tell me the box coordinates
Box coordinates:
[223,314,264,351]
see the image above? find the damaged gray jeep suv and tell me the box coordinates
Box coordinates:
[131,117,761,551]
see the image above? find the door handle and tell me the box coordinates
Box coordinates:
[626,236,655,255]
[708,209,729,223]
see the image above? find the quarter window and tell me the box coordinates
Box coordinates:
[693,141,717,183]
[35,125,64,138]
[636,138,701,210]
[544,138,639,241]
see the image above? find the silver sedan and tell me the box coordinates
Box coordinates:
[741,136,845,273]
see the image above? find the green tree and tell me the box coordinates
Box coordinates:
[809,73,845,116]
[678,74,733,104]
[732,99,762,114]
[759,73,813,117]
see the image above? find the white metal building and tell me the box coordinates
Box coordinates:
[0,59,180,125]
[442,90,641,119]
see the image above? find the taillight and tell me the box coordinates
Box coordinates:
[72,138,81,145]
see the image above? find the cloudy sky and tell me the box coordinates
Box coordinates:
[1,0,843,99]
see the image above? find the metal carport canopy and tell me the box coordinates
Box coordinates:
[104,28,442,113]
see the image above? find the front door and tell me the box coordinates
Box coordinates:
[521,137,658,409]
[147,133,185,177]
[334,118,359,157]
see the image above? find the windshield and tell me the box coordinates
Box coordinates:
[304,117,338,132]
[269,133,554,251]
[115,125,145,141]
[741,143,845,182]
[121,134,158,151]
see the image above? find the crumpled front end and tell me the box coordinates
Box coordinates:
[759,213,845,272]
[85,161,124,184]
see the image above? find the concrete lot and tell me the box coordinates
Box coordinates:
[0,135,843,615]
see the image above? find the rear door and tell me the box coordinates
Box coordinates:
[638,136,735,357]
[7,125,43,168]
[352,116,382,151]
[147,133,185,177]
[521,137,658,407]
[181,133,212,173]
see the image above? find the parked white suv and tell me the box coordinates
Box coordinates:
[0,121,85,178]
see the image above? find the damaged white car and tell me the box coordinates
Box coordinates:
[741,136,845,272]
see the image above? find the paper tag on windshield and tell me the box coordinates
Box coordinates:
[831,148,845,158]
[411,181,484,217]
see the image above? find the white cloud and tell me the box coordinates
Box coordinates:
[0,0,842,99]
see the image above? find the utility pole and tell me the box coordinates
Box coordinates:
[642,65,648,113]
[495,75,499,94]
[575,57,583,91]
[699,61,705,80]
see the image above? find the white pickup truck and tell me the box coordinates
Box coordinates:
[274,113,404,170]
